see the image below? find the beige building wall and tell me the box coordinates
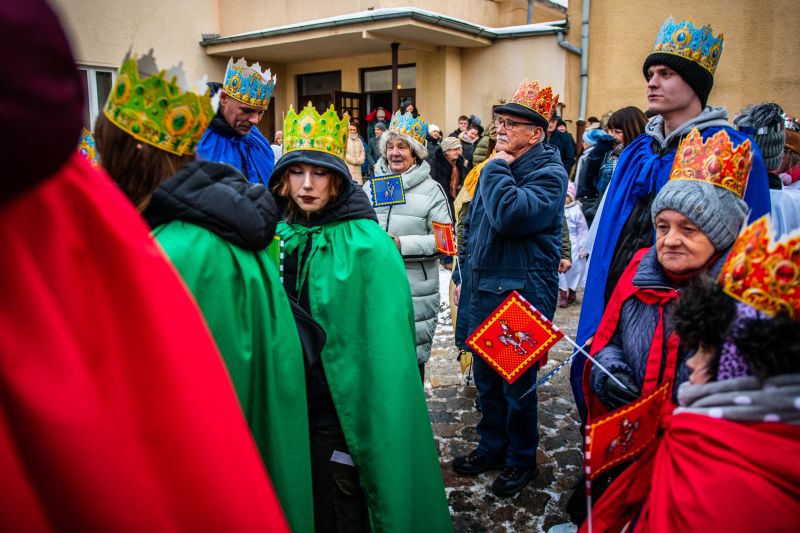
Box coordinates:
[461,37,567,129]
[50,0,226,82]
[217,0,565,36]
[577,0,800,124]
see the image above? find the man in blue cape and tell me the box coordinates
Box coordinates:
[196,58,275,185]
[571,17,772,422]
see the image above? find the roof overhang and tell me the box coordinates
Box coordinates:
[201,8,566,64]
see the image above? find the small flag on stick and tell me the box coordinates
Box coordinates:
[433,221,457,256]
[584,382,669,481]
[370,174,406,207]
[466,291,564,384]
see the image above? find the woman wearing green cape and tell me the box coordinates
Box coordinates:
[269,104,452,532]
[94,52,312,532]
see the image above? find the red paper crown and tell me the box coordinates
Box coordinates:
[718,216,800,319]
[508,79,558,123]
[669,129,752,197]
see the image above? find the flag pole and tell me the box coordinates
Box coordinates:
[563,334,631,392]
[519,344,583,400]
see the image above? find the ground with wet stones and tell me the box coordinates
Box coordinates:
[425,267,583,532]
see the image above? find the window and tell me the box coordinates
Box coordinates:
[297,71,342,113]
[362,66,416,92]
[78,66,116,131]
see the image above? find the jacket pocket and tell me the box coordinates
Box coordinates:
[476,273,525,295]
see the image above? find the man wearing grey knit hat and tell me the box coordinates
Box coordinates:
[734,102,786,187]
[735,102,800,236]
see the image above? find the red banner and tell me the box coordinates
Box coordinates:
[585,382,669,480]
[432,221,457,256]
[466,290,564,383]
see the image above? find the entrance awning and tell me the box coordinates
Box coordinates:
[200,8,565,63]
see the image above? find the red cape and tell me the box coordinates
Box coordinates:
[580,412,800,533]
[0,154,289,531]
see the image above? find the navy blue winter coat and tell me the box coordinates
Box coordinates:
[454,141,567,349]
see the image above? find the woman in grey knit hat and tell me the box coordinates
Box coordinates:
[584,128,753,418]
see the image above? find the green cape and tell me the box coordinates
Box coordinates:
[154,221,313,533]
[278,218,452,532]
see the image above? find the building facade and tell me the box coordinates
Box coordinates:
[52,0,799,142]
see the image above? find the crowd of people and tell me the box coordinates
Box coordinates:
[3,1,799,532]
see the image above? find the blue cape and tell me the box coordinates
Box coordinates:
[196,122,275,186]
[570,126,771,419]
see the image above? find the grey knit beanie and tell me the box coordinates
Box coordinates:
[734,103,785,171]
[440,136,462,153]
[651,180,748,251]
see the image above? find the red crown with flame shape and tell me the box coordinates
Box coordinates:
[669,129,752,197]
[718,216,800,319]
[508,79,559,123]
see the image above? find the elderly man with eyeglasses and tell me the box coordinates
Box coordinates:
[451,80,567,497]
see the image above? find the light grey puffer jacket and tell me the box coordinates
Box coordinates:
[365,159,453,363]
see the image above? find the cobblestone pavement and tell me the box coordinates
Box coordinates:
[426,267,583,532]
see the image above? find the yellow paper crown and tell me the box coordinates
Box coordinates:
[283,104,349,159]
[508,79,559,123]
[669,129,752,197]
[104,51,213,156]
[718,216,800,319]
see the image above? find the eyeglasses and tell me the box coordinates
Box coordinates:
[494,117,535,130]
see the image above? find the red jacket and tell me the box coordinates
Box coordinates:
[0,154,289,531]
[580,412,800,532]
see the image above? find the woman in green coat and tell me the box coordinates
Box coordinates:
[269,104,452,533]
[94,53,312,532]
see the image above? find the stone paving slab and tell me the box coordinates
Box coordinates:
[426,267,583,532]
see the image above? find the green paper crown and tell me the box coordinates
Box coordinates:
[283,103,349,159]
[104,52,214,156]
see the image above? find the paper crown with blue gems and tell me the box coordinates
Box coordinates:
[389,111,428,146]
[223,57,276,109]
[77,128,100,165]
[650,17,724,75]
[283,103,349,159]
[104,50,214,156]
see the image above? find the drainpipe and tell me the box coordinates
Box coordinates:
[579,0,590,121]
[527,0,533,24]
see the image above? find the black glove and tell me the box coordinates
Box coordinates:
[602,372,641,411]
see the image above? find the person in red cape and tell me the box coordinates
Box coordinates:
[0,1,288,530]
[582,129,754,422]
[563,130,754,526]
[581,220,800,532]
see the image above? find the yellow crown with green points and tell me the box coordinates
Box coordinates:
[283,103,349,159]
[104,51,214,156]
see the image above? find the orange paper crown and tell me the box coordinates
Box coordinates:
[718,216,800,319]
[508,79,559,123]
[669,129,752,197]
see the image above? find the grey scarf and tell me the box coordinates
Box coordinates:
[675,374,800,425]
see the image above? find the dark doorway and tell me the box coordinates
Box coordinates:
[297,70,341,113]
[334,91,363,127]
[360,64,416,139]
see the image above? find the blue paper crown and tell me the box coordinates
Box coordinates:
[389,111,428,145]
[223,57,277,108]
[77,128,100,165]
[651,17,723,75]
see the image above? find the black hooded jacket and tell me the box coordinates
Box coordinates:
[143,160,279,250]
[267,150,377,429]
